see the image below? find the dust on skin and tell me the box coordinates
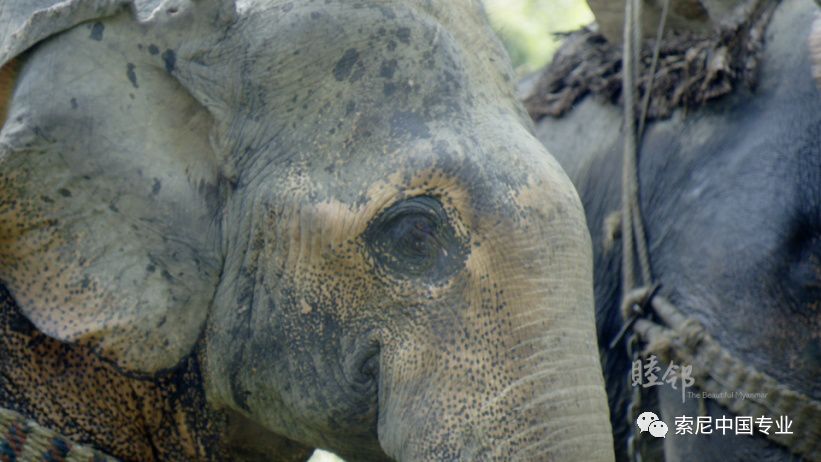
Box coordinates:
[0,44,308,462]
[0,151,120,354]
[0,283,316,461]
[0,118,205,457]
[0,287,221,461]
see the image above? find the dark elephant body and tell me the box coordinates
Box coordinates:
[531,0,820,460]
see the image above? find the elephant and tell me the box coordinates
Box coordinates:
[0,0,615,461]
[525,0,821,460]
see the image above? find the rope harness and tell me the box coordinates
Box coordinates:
[0,408,118,462]
[617,1,821,460]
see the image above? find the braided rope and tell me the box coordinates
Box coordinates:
[620,1,656,460]
[0,408,118,462]
[623,288,821,462]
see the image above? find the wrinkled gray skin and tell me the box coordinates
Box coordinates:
[0,0,614,460]
[533,0,821,460]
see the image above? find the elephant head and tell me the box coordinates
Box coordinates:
[0,0,614,460]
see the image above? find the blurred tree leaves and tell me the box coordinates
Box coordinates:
[484,0,593,74]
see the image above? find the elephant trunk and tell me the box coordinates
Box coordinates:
[375,210,614,461]
[376,313,614,461]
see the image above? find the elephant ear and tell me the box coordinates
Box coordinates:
[0,0,127,67]
[0,0,235,372]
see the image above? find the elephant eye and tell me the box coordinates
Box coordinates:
[365,196,467,282]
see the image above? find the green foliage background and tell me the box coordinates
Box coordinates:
[484,0,593,74]
[309,1,593,461]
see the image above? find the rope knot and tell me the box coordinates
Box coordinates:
[676,318,706,350]
[619,285,658,321]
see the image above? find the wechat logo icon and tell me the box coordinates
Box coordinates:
[636,411,669,438]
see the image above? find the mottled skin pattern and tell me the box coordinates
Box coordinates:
[0,1,614,461]
[532,0,821,461]
[0,285,238,461]
[0,287,314,461]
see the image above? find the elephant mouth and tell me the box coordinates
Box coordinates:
[346,335,380,397]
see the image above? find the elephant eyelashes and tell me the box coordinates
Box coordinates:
[365,196,467,282]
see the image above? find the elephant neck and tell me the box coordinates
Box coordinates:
[0,284,228,461]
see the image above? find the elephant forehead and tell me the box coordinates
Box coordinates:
[202,0,525,173]
[233,0,504,80]
[228,1,473,105]
[256,127,570,235]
